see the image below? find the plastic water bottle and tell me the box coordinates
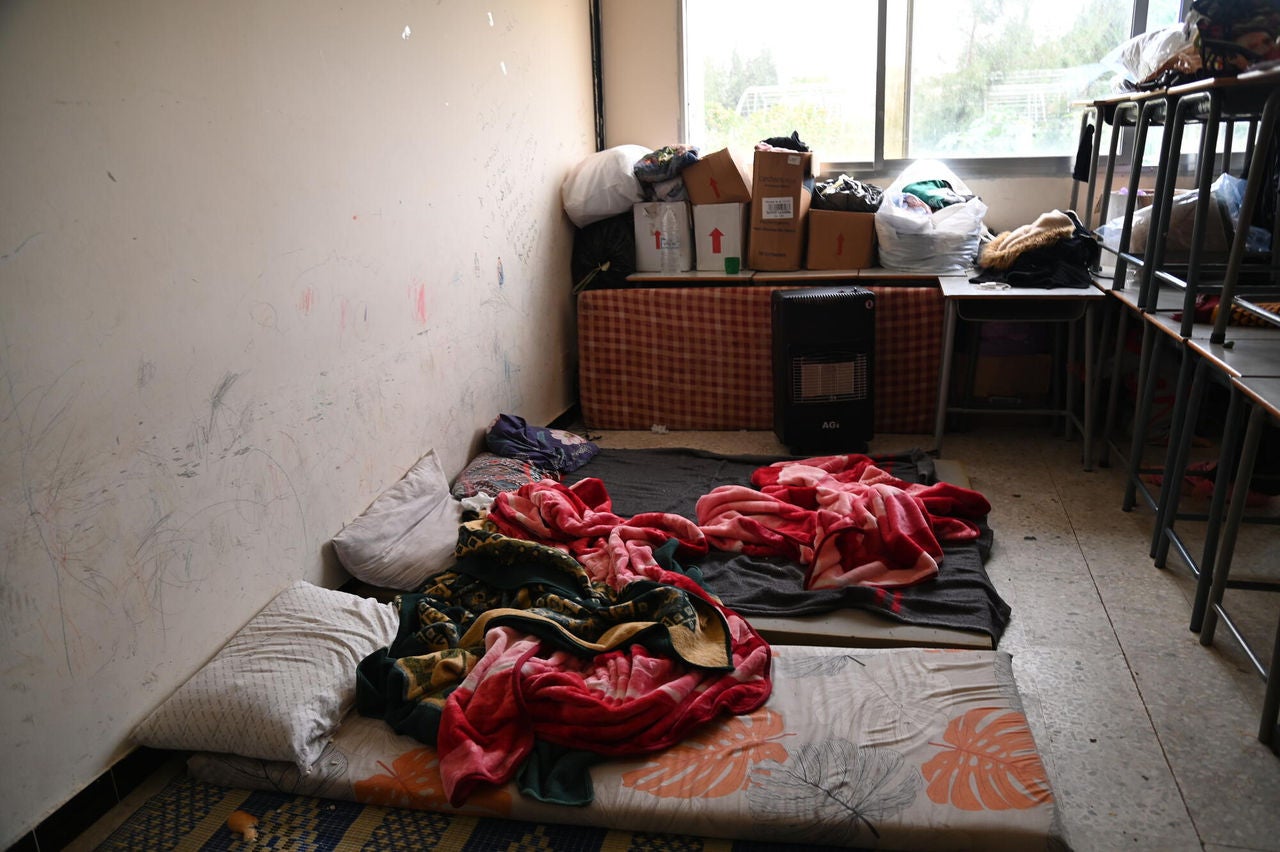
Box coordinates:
[659,205,682,275]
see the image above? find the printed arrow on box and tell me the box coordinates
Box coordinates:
[709,228,724,254]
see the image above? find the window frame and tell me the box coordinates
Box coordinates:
[679,0,1192,179]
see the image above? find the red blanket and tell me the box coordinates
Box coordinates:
[698,454,990,589]
[493,454,989,594]
[475,486,771,805]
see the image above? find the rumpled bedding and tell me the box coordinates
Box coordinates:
[357,522,771,806]
[557,447,1009,642]
[700,454,990,590]
[360,451,997,807]
[492,453,990,593]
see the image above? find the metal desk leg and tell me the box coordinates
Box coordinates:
[1083,302,1095,471]
[1065,321,1078,442]
[1151,344,1197,558]
[1189,384,1246,631]
[1154,355,1207,567]
[1262,616,1280,749]
[1099,303,1130,468]
[1199,403,1265,646]
[933,299,958,456]
[1123,321,1160,511]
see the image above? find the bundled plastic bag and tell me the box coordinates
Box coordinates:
[874,160,988,273]
[812,174,884,213]
[561,145,649,228]
[1096,172,1271,256]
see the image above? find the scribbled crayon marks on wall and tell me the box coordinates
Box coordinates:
[2,356,306,676]
[136,359,156,390]
[411,282,429,324]
[250,302,279,329]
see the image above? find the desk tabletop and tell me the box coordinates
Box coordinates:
[627,270,757,285]
[1108,284,1194,313]
[1187,334,1280,379]
[1145,309,1280,343]
[938,275,1106,300]
[750,269,863,283]
[1231,376,1280,420]
[628,267,955,286]
[752,267,942,283]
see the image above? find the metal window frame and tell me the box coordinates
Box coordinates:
[679,0,1192,179]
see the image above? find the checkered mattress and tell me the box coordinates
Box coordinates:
[577,284,943,433]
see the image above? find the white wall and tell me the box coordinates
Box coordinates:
[0,0,594,843]
[600,1,1077,230]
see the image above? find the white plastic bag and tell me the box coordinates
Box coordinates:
[874,159,988,273]
[1097,173,1269,256]
[561,145,649,228]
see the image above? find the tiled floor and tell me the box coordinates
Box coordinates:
[576,420,1280,852]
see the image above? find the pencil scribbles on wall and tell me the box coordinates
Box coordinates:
[1,233,43,263]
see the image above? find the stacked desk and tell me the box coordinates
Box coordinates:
[1073,68,1280,753]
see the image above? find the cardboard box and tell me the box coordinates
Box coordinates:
[633,201,693,272]
[1094,186,1157,222]
[748,149,813,271]
[805,210,876,270]
[683,147,753,205]
[693,202,749,271]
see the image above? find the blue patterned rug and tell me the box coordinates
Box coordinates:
[94,774,859,851]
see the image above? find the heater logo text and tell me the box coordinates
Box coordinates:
[821,421,839,429]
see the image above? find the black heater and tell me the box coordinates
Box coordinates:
[771,286,875,453]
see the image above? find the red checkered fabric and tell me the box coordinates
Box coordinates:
[577,285,943,434]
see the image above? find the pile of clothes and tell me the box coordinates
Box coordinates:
[972,210,1101,289]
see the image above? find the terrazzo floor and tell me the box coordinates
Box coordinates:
[573,419,1280,852]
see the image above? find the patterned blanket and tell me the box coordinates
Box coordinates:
[356,524,771,806]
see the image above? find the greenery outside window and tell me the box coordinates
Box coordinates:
[683,0,1188,175]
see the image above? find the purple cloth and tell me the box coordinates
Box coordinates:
[485,414,599,473]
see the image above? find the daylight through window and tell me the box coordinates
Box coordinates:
[683,0,1187,171]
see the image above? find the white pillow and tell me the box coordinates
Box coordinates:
[561,144,649,228]
[132,581,398,772]
[331,449,464,590]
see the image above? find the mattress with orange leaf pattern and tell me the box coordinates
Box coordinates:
[189,644,1069,851]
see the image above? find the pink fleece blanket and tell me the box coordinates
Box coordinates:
[492,452,990,593]
[698,454,990,589]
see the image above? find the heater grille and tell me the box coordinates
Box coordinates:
[791,351,870,403]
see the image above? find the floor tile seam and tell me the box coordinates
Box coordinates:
[1052,468,1211,849]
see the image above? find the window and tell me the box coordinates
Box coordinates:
[683,0,1188,173]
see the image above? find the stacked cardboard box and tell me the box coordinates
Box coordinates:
[748,149,813,271]
[633,201,694,272]
[684,147,753,273]
[806,209,877,270]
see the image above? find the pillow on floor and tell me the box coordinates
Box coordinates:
[331,449,464,590]
[131,581,398,773]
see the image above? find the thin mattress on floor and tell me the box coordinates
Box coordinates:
[189,644,1068,852]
